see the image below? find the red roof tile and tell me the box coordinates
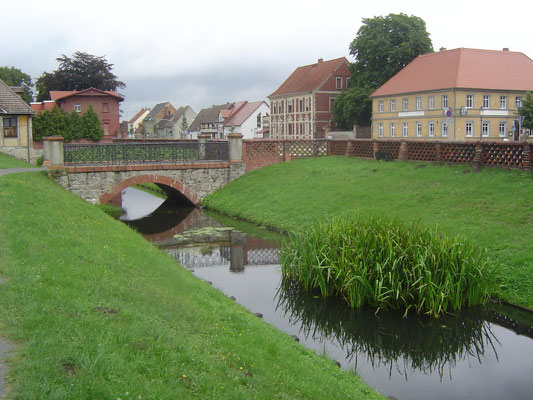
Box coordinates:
[224,101,266,127]
[270,57,349,97]
[371,48,533,97]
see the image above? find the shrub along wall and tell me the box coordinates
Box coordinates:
[243,139,533,171]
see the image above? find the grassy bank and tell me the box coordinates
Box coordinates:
[0,153,35,169]
[202,157,533,309]
[0,170,382,399]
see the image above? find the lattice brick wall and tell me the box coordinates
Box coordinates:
[482,143,523,168]
[377,141,401,159]
[441,143,476,163]
[406,141,437,161]
[350,140,374,158]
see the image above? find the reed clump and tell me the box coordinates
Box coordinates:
[280,218,495,317]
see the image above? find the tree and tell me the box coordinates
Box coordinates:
[333,13,433,128]
[36,51,125,101]
[518,92,533,132]
[0,66,33,104]
[81,104,104,140]
[180,116,188,138]
[32,105,69,141]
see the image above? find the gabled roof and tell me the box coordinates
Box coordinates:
[128,108,150,124]
[371,48,533,97]
[269,57,349,97]
[188,103,231,132]
[50,87,124,101]
[224,101,267,127]
[0,79,33,115]
[146,101,174,120]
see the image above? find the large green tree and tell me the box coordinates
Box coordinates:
[518,92,533,132]
[333,13,433,129]
[0,66,34,104]
[36,51,125,101]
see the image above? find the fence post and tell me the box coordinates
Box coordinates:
[197,133,210,160]
[372,139,379,159]
[345,140,354,157]
[398,140,408,161]
[435,141,442,162]
[283,141,291,162]
[43,136,64,167]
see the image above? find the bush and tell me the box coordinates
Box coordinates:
[280,217,495,317]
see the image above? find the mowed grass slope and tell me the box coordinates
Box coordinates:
[203,157,533,309]
[0,153,35,169]
[0,171,383,399]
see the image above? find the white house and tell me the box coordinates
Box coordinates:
[221,100,270,139]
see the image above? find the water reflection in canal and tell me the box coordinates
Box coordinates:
[119,187,533,400]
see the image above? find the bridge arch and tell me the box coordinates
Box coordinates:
[99,174,201,205]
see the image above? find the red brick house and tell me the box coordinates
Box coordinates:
[31,88,124,138]
[269,57,351,139]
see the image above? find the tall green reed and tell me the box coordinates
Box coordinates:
[280,217,495,317]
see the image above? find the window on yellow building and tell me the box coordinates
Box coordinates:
[482,121,490,137]
[378,123,383,137]
[515,97,522,109]
[390,100,396,112]
[2,117,17,137]
[466,121,474,137]
[416,97,422,110]
[466,95,474,108]
[500,96,507,109]
[402,98,408,111]
[428,96,434,109]
[402,122,408,137]
[442,122,448,137]
[416,122,422,137]
[428,122,435,137]
[499,121,507,137]
[378,100,384,112]
[441,95,448,108]
[482,95,490,109]
[390,122,396,137]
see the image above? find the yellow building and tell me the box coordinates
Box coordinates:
[370,48,533,141]
[0,79,34,161]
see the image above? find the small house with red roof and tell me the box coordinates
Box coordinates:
[370,48,533,141]
[220,100,270,139]
[269,57,351,139]
[31,88,124,138]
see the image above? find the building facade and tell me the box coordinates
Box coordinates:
[269,57,351,139]
[0,80,35,162]
[370,48,533,141]
[220,101,270,139]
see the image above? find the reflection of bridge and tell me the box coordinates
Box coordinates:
[167,246,280,269]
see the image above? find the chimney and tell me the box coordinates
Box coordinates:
[318,58,323,63]
[439,47,446,52]
[503,48,509,51]
[9,86,24,98]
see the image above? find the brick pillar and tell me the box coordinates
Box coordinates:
[43,136,64,167]
[398,140,408,161]
[283,141,291,162]
[473,141,483,171]
[435,141,442,162]
[345,140,354,157]
[372,140,380,159]
[522,143,532,170]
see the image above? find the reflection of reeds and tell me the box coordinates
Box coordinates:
[280,218,494,317]
[276,279,500,379]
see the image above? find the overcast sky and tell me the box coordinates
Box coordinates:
[3,0,533,121]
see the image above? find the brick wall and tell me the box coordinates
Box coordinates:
[243,139,533,171]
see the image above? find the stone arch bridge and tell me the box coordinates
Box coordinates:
[44,135,245,205]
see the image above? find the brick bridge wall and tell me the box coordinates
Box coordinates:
[49,161,246,205]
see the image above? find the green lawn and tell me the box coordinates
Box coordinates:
[203,156,533,309]
[0,153,34,169]
[0,171,383,399]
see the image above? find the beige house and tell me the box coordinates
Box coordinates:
[0,79,35,162]
[370,48,533,141]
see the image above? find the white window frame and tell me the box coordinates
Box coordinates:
[465,121,474,137]
[74,104,81,113]
[390,99,396,112]
[499,121,507,137]
[500,96,507,109]
[402,122,408,137]
[466,94,474,109]
[402,98,408,111]
[378,123,384,137]
[390,122,396,137]
[482,121,490,137]
[441,95,448,108]
[416,122,422,137]
[482,95,490,109]
[515,96,522,109]
[416,97,422,110]
[336,76,343,89]
[428,121,435,137]
[378,100,384,113]
[428,96,434,109]
[442,121,448,137]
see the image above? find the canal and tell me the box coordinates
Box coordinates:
[120,186,533,400]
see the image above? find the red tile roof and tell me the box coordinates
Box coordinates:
[224,101,266,127]
[270,57,349,97]
[50,87,124,101]
[371,48,533,97]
